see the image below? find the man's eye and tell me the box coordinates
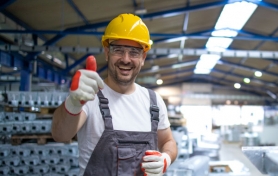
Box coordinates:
[114,48,123,53]
[130,51,139,56]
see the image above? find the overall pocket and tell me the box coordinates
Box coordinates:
[117,146,136,176]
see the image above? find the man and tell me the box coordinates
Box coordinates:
[52,13,177,176]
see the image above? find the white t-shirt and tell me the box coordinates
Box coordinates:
[77,83,170,176]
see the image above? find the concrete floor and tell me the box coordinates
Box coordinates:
[219,142,268,176]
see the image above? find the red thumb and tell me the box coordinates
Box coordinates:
[86,55,97,71]
[79,55,97,105]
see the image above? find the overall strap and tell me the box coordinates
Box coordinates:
[97,90,113,130]
[148,89,159,132]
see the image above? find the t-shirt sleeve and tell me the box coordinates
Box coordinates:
[155,92,170,130]
[82,102,89,116]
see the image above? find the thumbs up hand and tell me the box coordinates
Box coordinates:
[64,55,104,115]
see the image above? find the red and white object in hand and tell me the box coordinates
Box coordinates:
[64,55,104,115]
[141,150,171,176]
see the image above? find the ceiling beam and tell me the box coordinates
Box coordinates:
[0,29,273,41]
[62,54,90,73]
[0,0,16,12]
[67,0,88,25]
[146,75,272,99]
[2,45,278,60]
[218,60,278,78]
[140,64,277,89]
[249,0,278,12]
[1,10,47,41]
[211,68,277,88]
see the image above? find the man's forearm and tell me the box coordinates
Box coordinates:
[160,139,178,163]
[51,102,83,142]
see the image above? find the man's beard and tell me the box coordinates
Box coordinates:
[107,56,140,86]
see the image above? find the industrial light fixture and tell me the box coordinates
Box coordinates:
[254,71,262,77]
[194,54,221,74]
[151,65,160,71]
[134,0,147,15]
[134,7,147,15]
[243,78,250,83]
[206,1,257,52]
[46,54,52,59]
[194,1,258,74]
[234,83,241,89]
[156,79,163,85]
[163,37,188,43]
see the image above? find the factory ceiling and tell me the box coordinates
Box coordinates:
[0,0,278,104]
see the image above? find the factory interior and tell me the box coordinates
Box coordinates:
[1,0,278,175]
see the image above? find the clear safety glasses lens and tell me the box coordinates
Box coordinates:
[109,44,143,59]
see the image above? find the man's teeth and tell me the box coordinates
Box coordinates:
[119,67,131,70]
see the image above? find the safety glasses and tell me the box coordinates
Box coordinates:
[109,44,144,59]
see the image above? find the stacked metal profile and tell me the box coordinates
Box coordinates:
[0,112,52,135]
[0,91,68,137]
[0,143,79,176]
[0,91,79,175]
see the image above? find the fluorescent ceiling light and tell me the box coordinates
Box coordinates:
[194,68,211,74]
[194,54,221,74]
[53,57,62,65]
[163,37,188,43]
[134,8,147,15]
[194,1,257,74]
[151,65,160,71]
[215,1,258,30]
[156,79,163,85]
[168,54,179,58]
[206,37,233,52]
[211,29,238,37]
[46,54,52,59]
[254,71,262,77]
[243,78,250,83]
[234,83,241,89]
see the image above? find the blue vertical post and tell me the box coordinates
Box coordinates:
[19,61,31,91]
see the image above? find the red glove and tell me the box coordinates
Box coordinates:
[64,55,104,115]
[141,150,171,176]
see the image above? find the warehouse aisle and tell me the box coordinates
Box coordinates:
[219,142,266,176]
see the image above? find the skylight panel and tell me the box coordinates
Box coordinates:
[194,1,258,74]
[215,1,258,30]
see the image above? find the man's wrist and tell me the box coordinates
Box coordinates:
[64,96,83,115]
[162,152,171,172]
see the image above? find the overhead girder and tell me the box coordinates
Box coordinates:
[0,0,17,12]
[66,0,89,25]
[146,74,274,100]
[1,44,278,60]
[3,0,276,50]
[0,29,277,42]
[139,64,277,89]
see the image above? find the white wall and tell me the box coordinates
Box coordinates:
[259,124,278,145]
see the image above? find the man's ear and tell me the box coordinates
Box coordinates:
[104,47,109,61]
[141,52,147,66]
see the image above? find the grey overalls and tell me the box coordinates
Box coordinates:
[83,89,159,176]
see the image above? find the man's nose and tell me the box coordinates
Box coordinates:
[122,50,131,62]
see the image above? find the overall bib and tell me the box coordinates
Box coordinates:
[83,89,159,176]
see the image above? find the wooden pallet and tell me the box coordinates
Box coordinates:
[11,134,75,145]
[11,134,54,145]
[4,104,57,114]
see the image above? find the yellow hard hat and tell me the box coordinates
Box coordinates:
[102,13,152,52]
